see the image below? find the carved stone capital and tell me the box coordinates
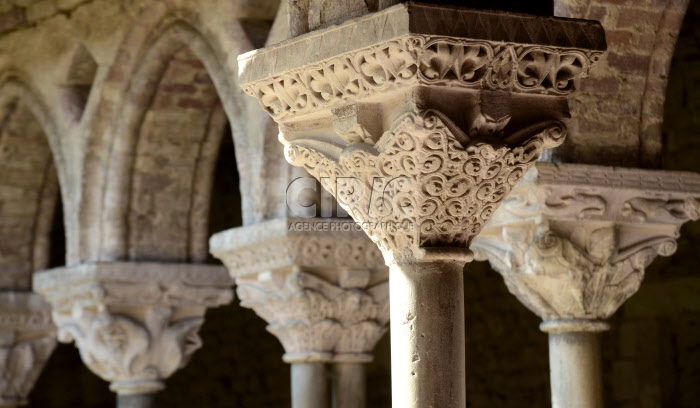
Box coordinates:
[287,109,566,262]
[238,3,605,263]
[210,218,389,363]
[472,163,700,324]
[0,293,56,407]
[32,263,233,394]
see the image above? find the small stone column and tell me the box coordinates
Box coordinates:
[210,217,389,408]
[473,163,700,408]
[0,293,56,408]
[237,4,605,405]
[32,262,233,408]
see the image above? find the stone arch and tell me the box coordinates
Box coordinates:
[553,0,691,167]
[78,3,282,263]
[95,23,245,262]
[0,77,66,288]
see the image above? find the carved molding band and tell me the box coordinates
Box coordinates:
[32,263,233,393]
[210,218,386,278]
[33,262,234,311]
[239,3,605,120]
[242,35,602,120]
[286,110,565,261]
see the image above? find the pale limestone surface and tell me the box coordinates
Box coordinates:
[473,162,700,323]
[237,4,606,407]
[0,293,55,408]
[210,217,389,408]
[33,263,232,396]
[472,162,700,408]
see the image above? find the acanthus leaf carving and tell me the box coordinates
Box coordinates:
[473,163,700,323]
[33,264,232,394]
[236,270,389,363]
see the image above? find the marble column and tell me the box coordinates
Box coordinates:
[236,4,605,406]
[210,217,389,408]
[0,293,56,408]
[472,162,700,408]
[32,263,233,408]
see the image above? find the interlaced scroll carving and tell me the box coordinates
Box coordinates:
[286,110,565,260]
[243,36,602,120]
[237,270,389,363]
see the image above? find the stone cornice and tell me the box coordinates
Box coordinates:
[33,262,234,310]
[238,3,605,120]
[210,217,387,279]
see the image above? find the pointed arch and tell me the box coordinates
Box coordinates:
[0,76,67,287]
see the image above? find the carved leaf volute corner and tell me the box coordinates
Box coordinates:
[0,335,56,403]
[286,109,566,259]
[53,307,205,384]
[235,271,389,360]
[479,223,685,321]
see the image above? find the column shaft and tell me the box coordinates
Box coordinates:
[332,363,365,408]
[116,393,157,408]
[389,257,466,408]
[292,363,329,408]
[548,332,603,408]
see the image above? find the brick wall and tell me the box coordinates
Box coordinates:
[554,0,688,167]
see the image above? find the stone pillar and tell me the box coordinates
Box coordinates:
[332,363,365,408]
[0,293,56,408]
[32,263,233,407]
[210,217,390,408]
[237,4,605,405]
[472,162,700,408]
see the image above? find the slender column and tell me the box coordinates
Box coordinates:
[237,4,605,405]
[211,218,390,408]
[389,248,470,408]
[542,320,607,408]
[332,363,365,408]
[116,393,158,408]
[292,363,329,408]
[473,162,700,407]
[33,262,233,406]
